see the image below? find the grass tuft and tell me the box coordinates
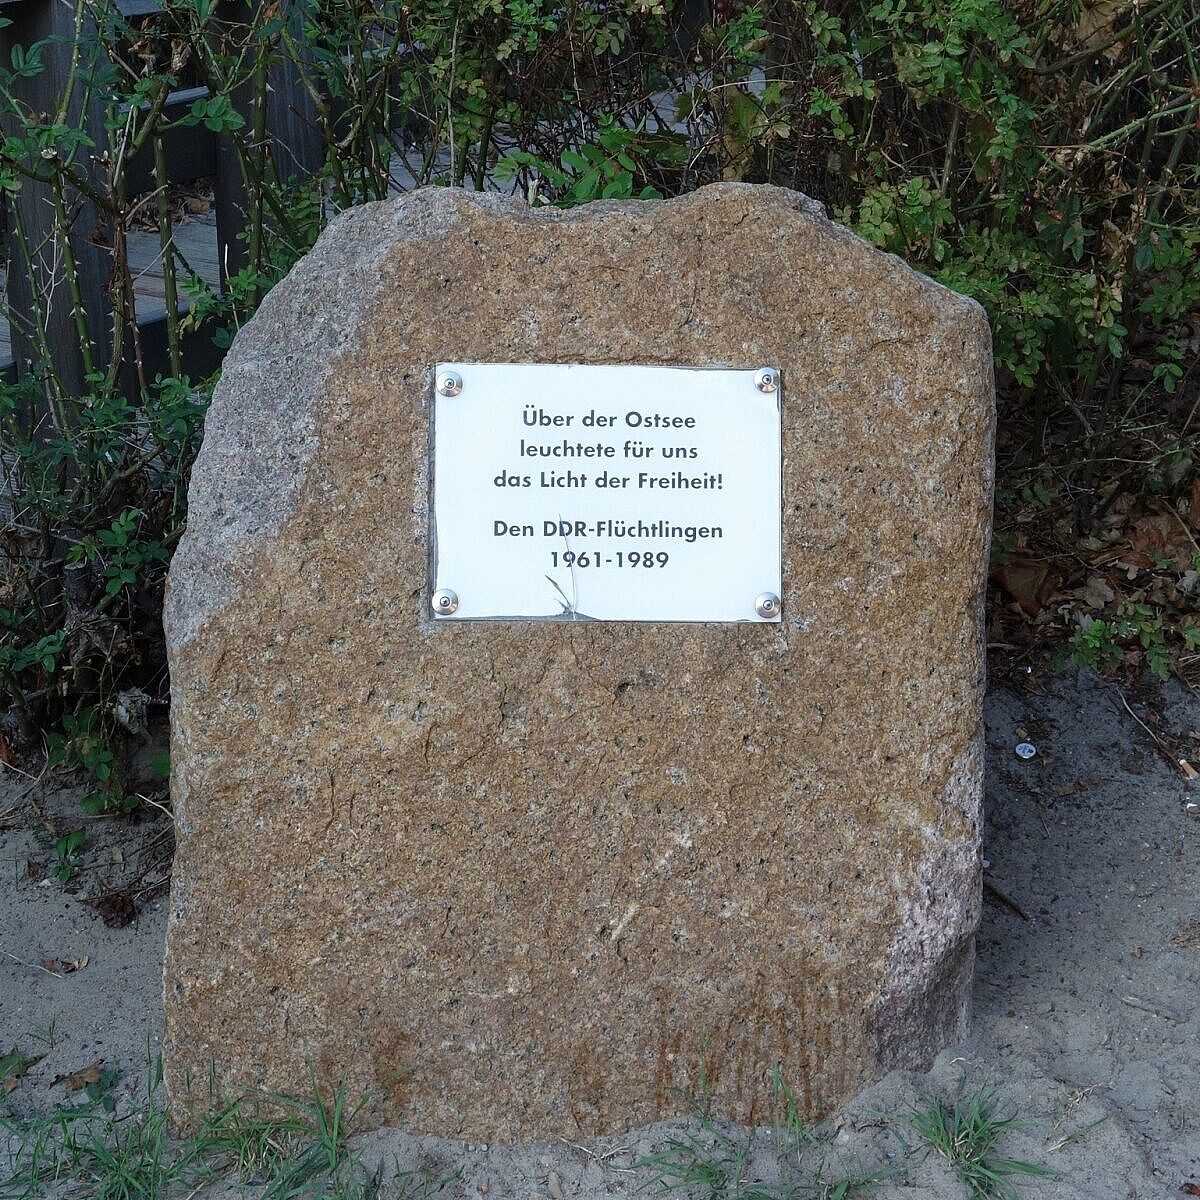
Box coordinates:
[904,1086,1053,1200]
[3,1063,1055,1200]
[0,1056,381,1200]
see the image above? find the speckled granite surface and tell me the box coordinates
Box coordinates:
[163,184,994,1141]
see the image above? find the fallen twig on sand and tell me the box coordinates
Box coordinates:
[2,949,64,979]
[1111,688,1188,776]
[1120,995,1184,1024]
[984,877,1030,921]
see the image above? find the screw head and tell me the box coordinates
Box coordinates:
[1014,741,1037,760]
[755,367,779,394]
[432,588,459,615]
[754,592,780,619]
[436,370,463,397]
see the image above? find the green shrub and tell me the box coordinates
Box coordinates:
[0,0,1196,775]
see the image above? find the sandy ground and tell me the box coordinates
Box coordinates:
[2,668,1198,1198]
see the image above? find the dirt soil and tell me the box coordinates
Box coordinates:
[2,668,1198,1199]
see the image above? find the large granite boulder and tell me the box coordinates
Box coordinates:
[163,184,994,1140]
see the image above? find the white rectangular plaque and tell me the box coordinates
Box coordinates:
[431,363,782,623]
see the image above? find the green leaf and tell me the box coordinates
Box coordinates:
[1,1046,44,1094]
[81,792,111,815]
[9,41,44,79]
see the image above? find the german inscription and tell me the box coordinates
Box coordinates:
[432,363,782,622]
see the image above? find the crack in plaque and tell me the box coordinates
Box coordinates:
[544,515,594,620]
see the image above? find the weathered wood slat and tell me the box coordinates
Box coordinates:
[0,218,221,377]
[1,3,324,390]
[213,2,324,281]
[0,0,110,394]
[124,88,218,196]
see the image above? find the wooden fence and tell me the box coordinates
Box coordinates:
[0,0,322,388]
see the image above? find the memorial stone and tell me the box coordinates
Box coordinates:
[163,183,995,1140]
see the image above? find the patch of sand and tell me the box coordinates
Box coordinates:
[3,669,1197,1197]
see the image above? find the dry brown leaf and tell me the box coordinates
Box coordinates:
[1080,575,1116,610]
[1128,512,1192,569]
[993,559,1061,618]
[41,956,89,975]
[65,956,88,973]
[53,1060,104,1091]
[87,890,136,929]
[1052,782,1085,796]
[1,1049,44,1094]
[1072,0,1131,57]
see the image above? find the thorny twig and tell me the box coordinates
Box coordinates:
[1110,686,1189,775]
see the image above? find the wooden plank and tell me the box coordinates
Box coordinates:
[173,217,222,280]
[0,0,110,395]
[0,215,221,375]
[213,1,323,281]
[124,88,218,195]
[133,304,225,384]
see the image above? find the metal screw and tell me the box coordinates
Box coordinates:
[432,588,459,615]
[754,592,780,619]
[436,370,463,397]
[755,367,779,394]
[1014,741,1037,760]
